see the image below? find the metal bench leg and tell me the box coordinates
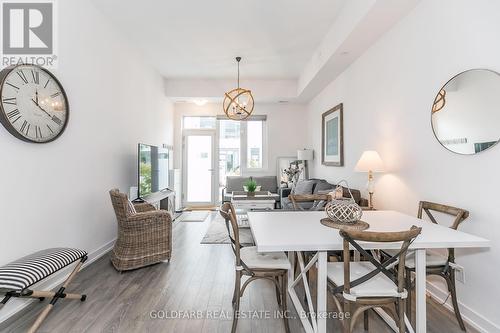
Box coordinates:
[0,293,13,309]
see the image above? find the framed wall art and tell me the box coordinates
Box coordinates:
[321,103,344,166]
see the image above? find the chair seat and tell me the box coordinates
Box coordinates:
[0,248,87,292]
[327,262,406,300]
[240,246,290,270]
[383,249,448,269]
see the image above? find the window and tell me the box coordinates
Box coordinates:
[246,120,264,169]
[183,116,216,129]
[219,119,241,180]
[217,116,267,182]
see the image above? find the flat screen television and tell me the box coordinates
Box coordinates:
[138,143,169,198]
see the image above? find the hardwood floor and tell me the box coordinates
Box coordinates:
[1,212,475,333]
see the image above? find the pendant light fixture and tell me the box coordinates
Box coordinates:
[223,57,254,120]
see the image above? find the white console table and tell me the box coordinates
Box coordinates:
[230,191,277,211]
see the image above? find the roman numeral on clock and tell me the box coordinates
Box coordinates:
[7,109,20,119]
[31,70,40,84]
[20,120,30,135]
[35,126,43,139]
[2,97,16,105]
[51,92,61,98]
[11,115,21,124]
[52,115,62,125]
[17,70,28,84]
[6,82,19,90]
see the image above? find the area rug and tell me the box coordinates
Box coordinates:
[179,211,210,222]
[201,215,254,246]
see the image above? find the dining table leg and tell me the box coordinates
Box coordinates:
[317,251,327,333]
[288,251,295,286]
[415,249,427,333]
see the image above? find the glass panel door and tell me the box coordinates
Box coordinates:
[183,130,216,206]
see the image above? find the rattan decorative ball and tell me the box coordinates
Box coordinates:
[325,198,363,224]
[223,87,254,120]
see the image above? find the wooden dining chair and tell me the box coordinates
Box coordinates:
[327,226,422,333]
[219,203,291,333]
[288,193,340,278]
[404,201,470,330]
[289,193,333,211]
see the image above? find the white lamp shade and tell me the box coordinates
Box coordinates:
[297,149,314,161]
[355,150,385,172]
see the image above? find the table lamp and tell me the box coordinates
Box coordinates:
[297,149,314,179]
[354,150,385,209]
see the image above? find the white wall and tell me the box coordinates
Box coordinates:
[173,102,308,201]
[306,0,500,331]
[0,0,173,321]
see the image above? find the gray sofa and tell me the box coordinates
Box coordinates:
[280,178,368,210]
[222,176,278,203]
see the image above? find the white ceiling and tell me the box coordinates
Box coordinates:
[90,0,347,79]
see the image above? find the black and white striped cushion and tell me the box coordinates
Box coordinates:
[0,248,87,292]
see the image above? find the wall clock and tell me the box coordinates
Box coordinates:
[0,64,69,143]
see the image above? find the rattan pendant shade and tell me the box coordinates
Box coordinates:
[223,57,254,120]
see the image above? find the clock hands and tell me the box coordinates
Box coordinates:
[31,98,52,118]
[31,96,63,126]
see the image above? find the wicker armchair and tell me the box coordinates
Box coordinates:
[109,189,172,271]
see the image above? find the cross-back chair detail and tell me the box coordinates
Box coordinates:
[418,201,469,264]
[288,193,333,211]
[328,226,422,333]
[219,203,291,333]
[402,201,470,331]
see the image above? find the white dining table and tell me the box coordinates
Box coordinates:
[247,210,490,333]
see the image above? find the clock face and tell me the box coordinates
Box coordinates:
[0,64,69,143]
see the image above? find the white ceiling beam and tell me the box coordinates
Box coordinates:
[164,78,298,103]
[297,0,420,100]
[164,1,420,103]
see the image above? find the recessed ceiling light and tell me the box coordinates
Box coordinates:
[193,99,208,106]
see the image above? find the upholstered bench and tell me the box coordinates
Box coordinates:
[0,248,88,333]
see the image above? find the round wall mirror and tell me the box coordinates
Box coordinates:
[431,69,500,155]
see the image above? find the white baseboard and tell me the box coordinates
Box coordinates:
[0,239,116,325]
[426,281,500,333]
